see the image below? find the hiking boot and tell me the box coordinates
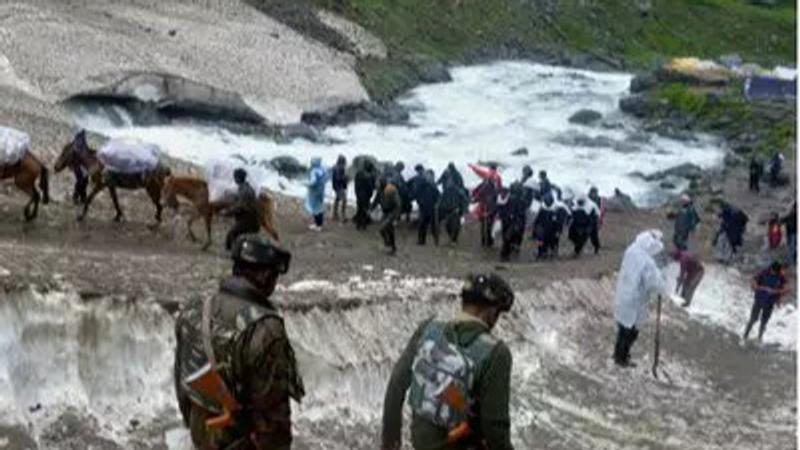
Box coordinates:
[614,359,636,368]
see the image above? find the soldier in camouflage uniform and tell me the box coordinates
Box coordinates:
[174,234,305,450]
[382,273,516,450]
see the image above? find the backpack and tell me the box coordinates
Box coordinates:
[408,321,498,432]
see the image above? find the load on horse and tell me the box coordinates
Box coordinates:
[162,161,280,250]
[55,131,170,225]
[0,126,50,221]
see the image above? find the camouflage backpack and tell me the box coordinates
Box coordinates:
[176,290,305,417]
[407,320,498,431]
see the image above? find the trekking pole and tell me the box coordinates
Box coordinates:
[652,294,662,379]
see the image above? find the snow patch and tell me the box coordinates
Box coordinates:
[665,263,796,351]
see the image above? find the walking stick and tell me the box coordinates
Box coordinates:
[652,294,662,379]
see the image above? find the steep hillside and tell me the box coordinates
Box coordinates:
[249,0,796,99]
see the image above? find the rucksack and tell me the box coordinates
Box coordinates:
[408,320,498,432]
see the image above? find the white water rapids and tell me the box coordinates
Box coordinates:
[72,61,725,206]
[0,266,794,449]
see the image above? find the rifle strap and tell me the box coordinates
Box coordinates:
[201,295,218,367]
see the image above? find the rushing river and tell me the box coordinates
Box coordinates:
[73,61,725,207]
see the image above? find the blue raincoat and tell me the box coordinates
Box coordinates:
[305,158,328,216]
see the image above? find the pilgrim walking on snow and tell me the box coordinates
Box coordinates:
[613,230,669,368]
[743,261,789,344]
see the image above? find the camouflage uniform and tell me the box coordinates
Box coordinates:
[382,313,514,450]
[174,276,305,450]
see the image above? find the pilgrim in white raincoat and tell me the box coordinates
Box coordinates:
[614,229,669,328]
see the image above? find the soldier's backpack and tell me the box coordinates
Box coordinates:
[408,320,498,433]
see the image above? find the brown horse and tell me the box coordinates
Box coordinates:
[0,150,50,221]
[54,137,170,224]
[162,175,279,249]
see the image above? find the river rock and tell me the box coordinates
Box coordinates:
[569,109,603,125]
[619,95,654,118]
[511,147,529,156]
[280,123,320,143]
[659,181,677,190]
[644,163,704,181]
[270,156,308,179]
[630,72,658,93]
[655,127,697,142]
[724,153,743,167]
[302,101,409,127]
[409,56,452,84]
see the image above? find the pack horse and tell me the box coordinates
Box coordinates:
[0,127,49,221]
[55,133,170,225]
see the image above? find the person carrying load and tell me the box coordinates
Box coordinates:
[382,273,515,450]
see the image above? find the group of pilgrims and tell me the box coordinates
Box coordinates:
[306,155,604,259]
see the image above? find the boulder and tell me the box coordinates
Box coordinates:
[301,101,410,127]
[269,156,308,179]
[511,147,529,156]
[644,163,704,181]
[655,127,697,142]
[568,109,603,125]
[553,132,641,154]
[410,57,452,84]
[629,72,658,93]
[619,95,655,118]
[612,142,641,154]
[280,123,320,143]
[659,181,677,190]
[724,153,743,167]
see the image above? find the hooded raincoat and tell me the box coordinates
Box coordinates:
[614,230,669,328]
[304,158,328,216]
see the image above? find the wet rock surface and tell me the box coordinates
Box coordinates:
[568,109,603,125]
